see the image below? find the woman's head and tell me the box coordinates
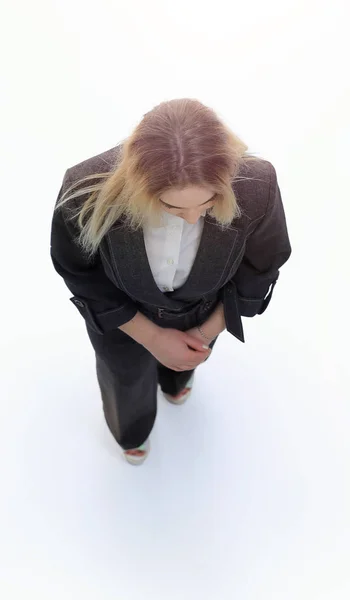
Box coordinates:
[57,98,257,257]
[123,98,248,226]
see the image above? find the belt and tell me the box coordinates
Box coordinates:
[138,296,216,320]
[221,281,245,343]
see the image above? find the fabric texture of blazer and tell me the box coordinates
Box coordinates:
[50,144,292,343]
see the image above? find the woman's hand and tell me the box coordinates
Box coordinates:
[145,327,211,371]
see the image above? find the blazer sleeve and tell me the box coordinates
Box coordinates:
[50,169,138,334]
[231,162,292,317]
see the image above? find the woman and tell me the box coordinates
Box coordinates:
[50,98,291,465]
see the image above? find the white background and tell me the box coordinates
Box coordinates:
[1,1,349,598]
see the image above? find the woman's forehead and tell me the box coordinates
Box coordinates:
[160,186,216,209]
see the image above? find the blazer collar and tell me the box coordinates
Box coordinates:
[106,213,240,309]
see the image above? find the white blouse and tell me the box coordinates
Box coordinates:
[143,210,205,292]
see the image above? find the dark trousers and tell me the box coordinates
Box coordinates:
[85,299,219,450]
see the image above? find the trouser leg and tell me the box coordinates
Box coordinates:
[85,324,158,451]
[157,363,195,396]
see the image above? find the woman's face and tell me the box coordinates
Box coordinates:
[159,186,217,224]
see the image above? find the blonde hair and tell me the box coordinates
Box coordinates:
[55,98,260,258]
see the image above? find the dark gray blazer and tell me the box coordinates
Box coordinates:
[50,145,292,343]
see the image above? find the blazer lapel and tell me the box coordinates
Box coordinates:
[106,222,180,309]
[170,214,240,300]
[106,213,241,309]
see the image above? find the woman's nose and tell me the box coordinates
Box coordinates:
[184,210,201,224]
